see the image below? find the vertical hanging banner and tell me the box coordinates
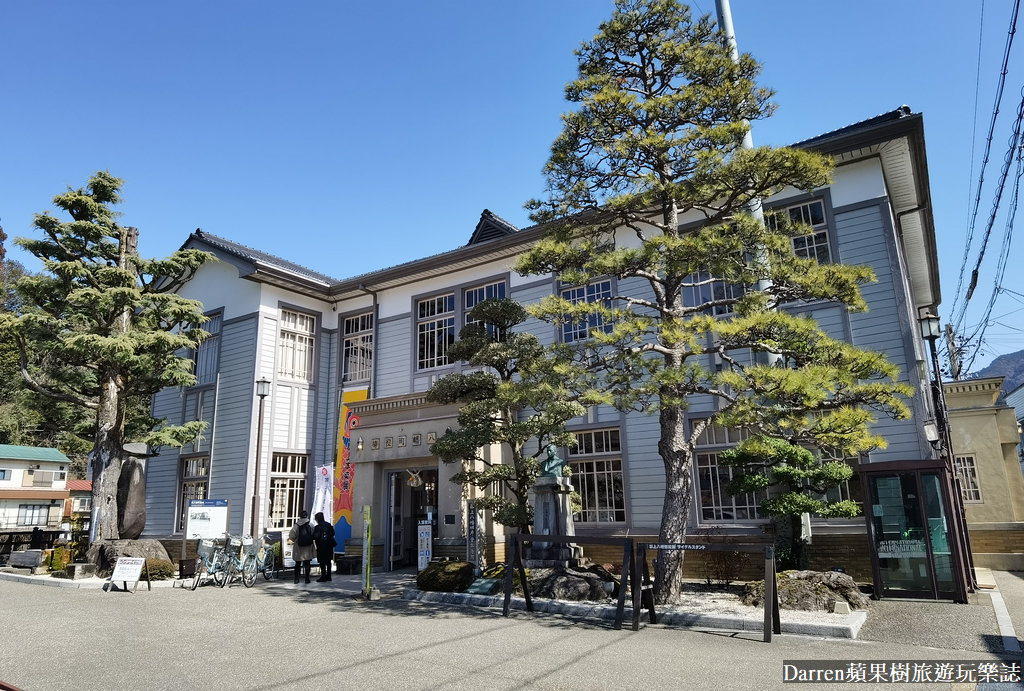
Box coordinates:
[333,389,367,551]
[311,464,334,540]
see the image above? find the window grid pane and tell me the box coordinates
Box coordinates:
[954,455,982,502]
[694,420,762,522]
[465,282,507,339]
[417,295,455,370]
[569,428,625,523]
[178,455,210,531]
[279,310,315,381]
[269,453,308,529]
[561,280,612,342]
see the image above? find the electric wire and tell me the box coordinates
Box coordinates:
[951,0,1021,326]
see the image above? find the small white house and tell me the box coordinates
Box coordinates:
[0,445,71,533]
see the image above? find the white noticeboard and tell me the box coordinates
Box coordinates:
[417,521,433,571]
[185,499,229,540]
[107,556,150,593]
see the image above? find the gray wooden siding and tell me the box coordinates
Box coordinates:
[207,315,259,534]
[622,411,665,529]
[376,316,412,398]
[145,385,186,534]
[314,328,339,466]
[833,203,925,460]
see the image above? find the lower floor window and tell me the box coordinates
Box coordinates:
[569,429,625,523]
[954,454,982,502]
[17,504,50,526]
[696,451,764,522]
[177,456,209,532]
[269,454,307,529]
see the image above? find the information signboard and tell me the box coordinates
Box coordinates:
[185,499,229,539]
[417,520,433,571]
[107,556,150,593]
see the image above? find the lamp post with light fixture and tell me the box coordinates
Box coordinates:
[251,377,271,537]
[919,312,976,598]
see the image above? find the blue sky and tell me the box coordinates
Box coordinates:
[2,1,1022,373]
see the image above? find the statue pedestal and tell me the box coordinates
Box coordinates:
[525,476,581,567]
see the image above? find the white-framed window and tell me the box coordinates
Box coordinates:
[561,279,613,342]
[182,388,215,455]
[811,449,862,509]
[72,496,92,513]
[269,454,307,529]
[177,456,209,532]
[694,421,763,522]
[417,294,455,370]
[17,504,50,527]
[568,428,626,523]
[343,313,374,382]
[193,312,222,386]
[278,310,316,381]
[464,280,507,339]
[954,454,983,503]
[0,469,10,481]
[769,199,831,264]
[682,271,745,316]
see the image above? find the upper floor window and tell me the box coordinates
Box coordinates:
[193,312,222,387]
[465,281,507,339]
[561,279,613,342]
[23,469,65,488]
[279,310,315,382]
[769,199,831,264]
[72,496,92,513]
[0,469,9,481]
[682,271,745,316]
[343,313,374,382]
[417,294,455,370]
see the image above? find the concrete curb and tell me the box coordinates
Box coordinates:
[0,570,176,589]
[403,589,867,639]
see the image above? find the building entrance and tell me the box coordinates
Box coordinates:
[385,468,437,570]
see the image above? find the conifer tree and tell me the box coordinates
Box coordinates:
[517,0,910,602]
[0,172,213,541]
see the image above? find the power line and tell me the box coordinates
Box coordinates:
[952,0,1022,325]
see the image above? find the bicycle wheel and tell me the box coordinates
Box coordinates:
[212,554,229,587]
[262,552,275,580]
[241,555,257,587]
[190,557,203,591]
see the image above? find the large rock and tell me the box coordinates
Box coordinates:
[416,560,476,592]
[529,564,619,601]
[742,569,871,611]
[117,457,146,539]
[87,539,170,577]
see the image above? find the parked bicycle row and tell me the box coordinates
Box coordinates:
[190,532,277,589]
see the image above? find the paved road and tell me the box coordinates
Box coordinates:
[0,578,1019,691]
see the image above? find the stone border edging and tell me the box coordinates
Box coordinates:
[402,589,866,639]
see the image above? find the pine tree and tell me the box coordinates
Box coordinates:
[0,171,213,541]
[516,0,910,602]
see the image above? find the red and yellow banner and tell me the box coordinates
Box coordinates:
[333,389,366,548]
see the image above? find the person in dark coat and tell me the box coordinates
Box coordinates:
[312,511,335,582]
[288,510,315,584]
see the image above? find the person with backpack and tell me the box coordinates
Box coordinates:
[288,509,315,584]
[312,511,336,582]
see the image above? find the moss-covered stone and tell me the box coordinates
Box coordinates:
[416,560,476,592]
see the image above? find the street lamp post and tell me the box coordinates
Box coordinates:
[918,312,976,601]
[251,377,271,537]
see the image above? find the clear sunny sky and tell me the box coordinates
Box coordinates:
[2,1,1021,373]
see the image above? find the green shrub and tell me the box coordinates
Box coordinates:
[46,547,71,572]
[144,559,176,581]
[416,560,476,592]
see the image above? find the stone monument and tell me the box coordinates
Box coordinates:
[526,446,581,567]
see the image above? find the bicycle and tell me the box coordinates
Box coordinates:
[255,533,278,580]
[220,532,258,588]
[191,536,229,590]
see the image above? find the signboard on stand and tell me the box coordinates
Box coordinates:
[106,556,151,593]
[185,499,229,539]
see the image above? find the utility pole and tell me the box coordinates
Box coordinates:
[945,324,962,380]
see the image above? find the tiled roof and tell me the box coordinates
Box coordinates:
[66,480,91,492]
[0,445,70,463]
[791,105,913,149]
[190,230,340,285]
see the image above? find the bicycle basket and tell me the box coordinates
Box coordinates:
[198,539,217,558]
[242,537,259,556]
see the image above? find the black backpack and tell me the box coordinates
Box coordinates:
[297,522,314,546]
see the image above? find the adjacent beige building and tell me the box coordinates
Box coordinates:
[946,377,1024,570]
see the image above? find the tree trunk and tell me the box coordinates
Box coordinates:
[654,403,693,604]
[89,379,124,544]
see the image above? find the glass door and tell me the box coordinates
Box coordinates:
[387,472,404,571]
